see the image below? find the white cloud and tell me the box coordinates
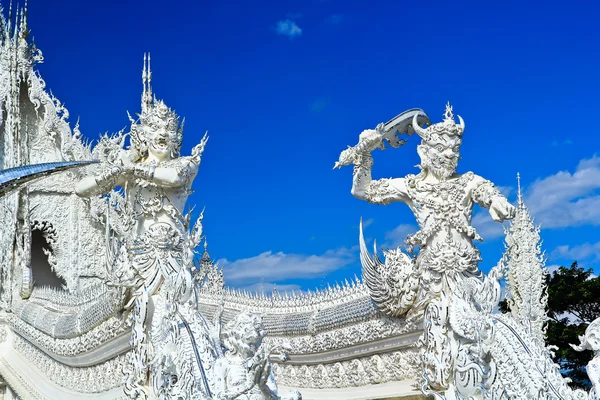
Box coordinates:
[383,223,417,248]
[472,210,507,240]
[497,185,514,198]
[474,155,600,240]
[546,264,562,275]
[550,241,600,263]
[274,19,302,38]
[523,155,600,229]
[218,247,357,287]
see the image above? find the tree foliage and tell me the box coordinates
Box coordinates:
[546,262,600,388]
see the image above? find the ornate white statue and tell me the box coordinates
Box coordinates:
[75,54,207,302]
[336,104,516,394]
[336,105,600,399]
[213,313,301,400]
[75,54,210,399]
[72,55,299,400]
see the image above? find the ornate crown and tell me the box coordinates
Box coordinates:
[129,53,184,155]
[412,102,465,145]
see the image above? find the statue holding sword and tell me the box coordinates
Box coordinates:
[335,103,516,394]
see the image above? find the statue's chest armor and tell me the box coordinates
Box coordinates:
[226,362,252,386]
[131,183,187,221]
[406,173,474,228]
[132,184,167,216]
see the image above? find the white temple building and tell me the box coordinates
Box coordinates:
[0,5,599,400]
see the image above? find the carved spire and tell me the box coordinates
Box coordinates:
[517,172,524,208]
[503,174,549,342]
[141,52,152,115]
[12,3,18,41]
[7,1,12,41]
[201,237,212,267]
[19,0,28,40]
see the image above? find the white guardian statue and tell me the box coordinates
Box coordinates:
[335,104,516,395]
[336,104,600,399]
[75,54,210,398]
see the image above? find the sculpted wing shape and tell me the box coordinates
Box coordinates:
[359,218,420,317]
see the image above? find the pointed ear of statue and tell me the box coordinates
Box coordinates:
[416,144,428,169]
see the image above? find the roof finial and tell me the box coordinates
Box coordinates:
[7,1,12,40]
[517,172,523,208]
[12,4,19,41]
[147,53,152,90]
[18,0,28,40]
[204,237,208,250]
[444,101,454,121]
[141,53,153,115]
[22,0,27,32]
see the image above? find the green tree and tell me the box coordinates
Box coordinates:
[546,261,600,389]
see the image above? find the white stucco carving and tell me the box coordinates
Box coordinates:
[2,5,600,400]
[337,106,600,399]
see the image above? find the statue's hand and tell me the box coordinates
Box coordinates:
[489,196,516,222]
[333,123,384,169]
[119,151,135,175]
[358,125,385,151]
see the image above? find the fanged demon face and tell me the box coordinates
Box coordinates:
[413,104,465,181]
[420,138,462,181]
[144,121,179,161]
[139,102,182,161]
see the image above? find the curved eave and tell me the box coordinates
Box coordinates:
[0,161,98,198]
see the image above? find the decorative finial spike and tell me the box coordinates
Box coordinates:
[148,53,152,86]
[517,172,524,208]
[444,101,454,121]
[21,0,28,35]
[141,52,154,115]
[7,1,12,37]
[142,53,147,114]
[142,53,147,83]
[13,4,19,40]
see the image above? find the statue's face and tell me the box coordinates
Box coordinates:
[589,332,600,351]
[144,121,179,162]
[420,137,461,180]
[242,323,261,346]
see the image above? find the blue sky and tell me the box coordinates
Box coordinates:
[20,0,600,292]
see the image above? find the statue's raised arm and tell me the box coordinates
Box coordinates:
[336,103,515,246]
[336,103,516,395]
[334,108,430,206]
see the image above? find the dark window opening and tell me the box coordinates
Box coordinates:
[30,229,66,289]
